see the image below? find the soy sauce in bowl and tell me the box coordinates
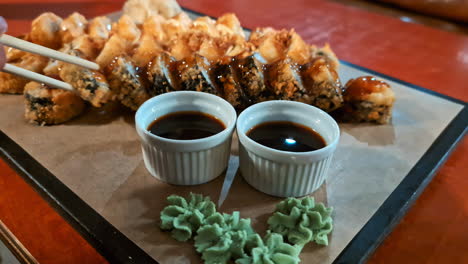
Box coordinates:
[247,121,326,152]
[148,111,225,140]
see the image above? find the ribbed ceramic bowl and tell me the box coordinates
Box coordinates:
[237,101,340,197]
[135,91,237,185]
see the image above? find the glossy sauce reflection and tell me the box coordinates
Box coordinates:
[148,111,225,140]
[247,121,326,152]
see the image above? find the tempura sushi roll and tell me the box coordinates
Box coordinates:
[233,53,269,103]
[0,71,29,94]
[265,57,307,102]
[107,55,150,110]
[30,12,63,49]
[59,12,88,44]
[24,82,85,125]
[87,16,112,50]
[341,76,395,124]
[147,52,178,96]
[301,57,343,112]
[95,15,141,68]
[212,60,248,109]
[176,55,218,95]
[0,51,48,94]
[59,57,112,107]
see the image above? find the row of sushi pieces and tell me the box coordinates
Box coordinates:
[1,11,395,126]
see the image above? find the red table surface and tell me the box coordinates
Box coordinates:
[0,0,467,263]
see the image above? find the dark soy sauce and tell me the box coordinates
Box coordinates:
[247,121,326,152]
[148,111,225,140]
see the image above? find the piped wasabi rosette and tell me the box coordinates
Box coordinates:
[236,232,301,264]
[268,197,333,246]
[160,193,216,241]
[194,212,255,264]
[159,193,333,264]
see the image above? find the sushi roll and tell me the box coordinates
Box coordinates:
[30,12,63,49]
[24,82,85,125]
[212,59,249,109]
[341,76,395,124]
[107,55,150,110]
[132,15,165,68]
[59,12,88,44]
[176,55,219,95]
[265,57,307,102]
[310,44,339,72]
[59,50,112,107]
[146,52,178,96]
[232,53,269,103]
[301,57,343,112]
[0,51,48,94]
[95,15,141,68]
[87,16,112,50]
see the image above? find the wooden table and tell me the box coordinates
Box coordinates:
[0,0,467,263]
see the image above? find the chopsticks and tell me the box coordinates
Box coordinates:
[0,34,100,91]
[2,64,73,91]
[0,35,99,70]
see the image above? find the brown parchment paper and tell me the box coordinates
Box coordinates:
[0,63,464,264]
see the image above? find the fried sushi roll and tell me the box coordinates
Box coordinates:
[310,44,339,72]
[340,76,395,124]
[59,50,112,107]
[87,16,112,50]
[265,57,307,102]
[0,72,29,94]
[30,12,63,49]
[301,57,343,112]
[24,82,85,125]
[107,55,150,110]
[147,52,178,96]
[233,53,269,103]
[212,60,249,109]
[96,15,141,68]
[60,12,88,44]
[0,51,48,94]
[176,55,218,95]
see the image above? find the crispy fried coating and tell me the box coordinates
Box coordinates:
[176,55,218,95]
[59,49,112,107]
[60,12,88,44]
[123,0,182,24]
[30,12,63,49]
[88,16,112,50]
[96,15,141,67]
[311,44,340,72]
[147,52,178,96]
[266,57,307,102]
[339,76,395,124]
[301,57,343,112]
[233,53,268,103]
[24,82,85,125]
[0,52,48,94]
[132,15,165,67]
[107,56,150,110]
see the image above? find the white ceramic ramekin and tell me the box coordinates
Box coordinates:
[135,91,237,185]
[237,101,340,197]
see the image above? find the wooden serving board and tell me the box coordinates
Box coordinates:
[0,9,466,264]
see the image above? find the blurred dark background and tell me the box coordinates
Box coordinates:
[336,0,468,35]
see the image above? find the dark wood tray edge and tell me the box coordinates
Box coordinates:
[334,105,467,264]
[0,132,157,264]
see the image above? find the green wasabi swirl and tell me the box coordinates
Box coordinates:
[194,211,256,264]
[236,232,301,264]
[160,193,216,241]
[160,194,334,264]
[267,197,333,246]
